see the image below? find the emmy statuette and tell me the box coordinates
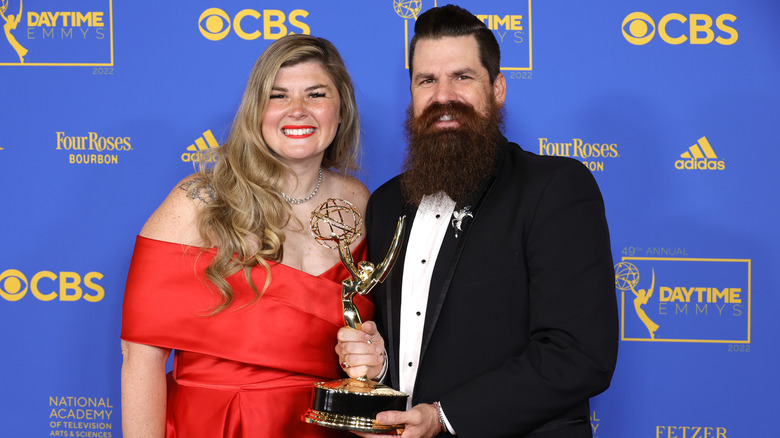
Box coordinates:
[303,198,408,434]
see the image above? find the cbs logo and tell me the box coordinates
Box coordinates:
[0,269,105,302]
[622,12,738,45]
[199,8,310,41]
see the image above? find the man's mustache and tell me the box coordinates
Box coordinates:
[416,101,479,130]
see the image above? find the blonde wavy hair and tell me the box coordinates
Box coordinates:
[195,34,361,313]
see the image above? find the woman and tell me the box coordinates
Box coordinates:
[120,34,378,437]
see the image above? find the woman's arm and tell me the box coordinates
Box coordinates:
[120,340,172,438]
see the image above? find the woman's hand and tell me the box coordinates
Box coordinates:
[335,321,385,380]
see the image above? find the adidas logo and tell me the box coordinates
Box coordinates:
[181,130,219,162]
[674,136,725,170]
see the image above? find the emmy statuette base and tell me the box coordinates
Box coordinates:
[302,377,407,435]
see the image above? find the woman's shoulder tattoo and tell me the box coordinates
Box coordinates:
[179,178,216,204]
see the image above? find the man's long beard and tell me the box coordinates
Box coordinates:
[400,99,504,207]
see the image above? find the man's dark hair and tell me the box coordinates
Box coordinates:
[409,4,501,83]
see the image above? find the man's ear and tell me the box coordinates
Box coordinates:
[493,72,507,108]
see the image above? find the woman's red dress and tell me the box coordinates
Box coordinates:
[121,236,371,437]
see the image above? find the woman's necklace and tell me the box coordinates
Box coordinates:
[281,167,322,205]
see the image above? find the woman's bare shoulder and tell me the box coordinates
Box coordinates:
[326,171,370,213]
[139,174,212,246]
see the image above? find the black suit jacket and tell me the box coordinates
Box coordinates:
[366,139,618,437]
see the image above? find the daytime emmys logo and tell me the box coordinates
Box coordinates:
[614,258,749,344]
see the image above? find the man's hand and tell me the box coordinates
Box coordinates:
[335,321,385,380]
[351,404,442,438]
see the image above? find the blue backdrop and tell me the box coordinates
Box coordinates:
[2,1,778,436]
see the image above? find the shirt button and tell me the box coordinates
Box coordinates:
[435,214,441,219]
[408,362,413,367]
[421,259,426,264]
[416,311,421,316]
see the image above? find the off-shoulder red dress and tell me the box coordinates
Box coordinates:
[121,236,370,437]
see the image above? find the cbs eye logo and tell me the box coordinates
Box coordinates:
[622,12,738,45]
[198,8,310,41]
[199,8,232,40]
[622,12,656,45]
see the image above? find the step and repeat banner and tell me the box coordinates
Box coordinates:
[1,1,778,436]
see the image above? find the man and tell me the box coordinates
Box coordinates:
[336,5,618,437]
